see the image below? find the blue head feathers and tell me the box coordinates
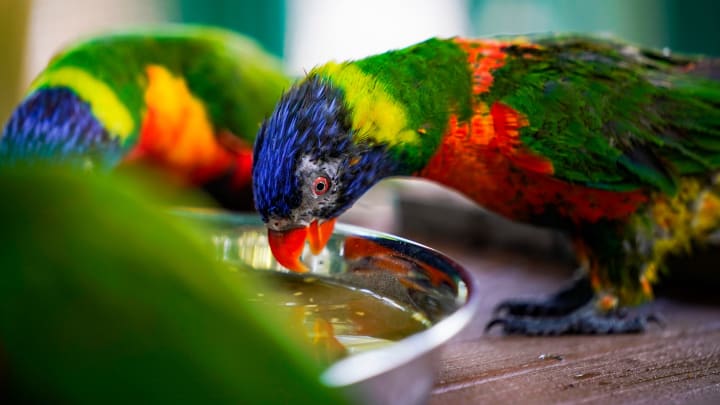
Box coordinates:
[1,87,122,166]
[252,76,397,223]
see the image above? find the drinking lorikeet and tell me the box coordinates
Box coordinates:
[252,35,720,335]
[1,25,289,210]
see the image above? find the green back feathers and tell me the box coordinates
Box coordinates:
[310,38,473,172]
[30,26,290,147]
[490,35,720,194]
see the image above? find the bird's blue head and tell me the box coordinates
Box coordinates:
[252,75,397,271]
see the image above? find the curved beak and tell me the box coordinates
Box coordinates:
[267,218,337,273]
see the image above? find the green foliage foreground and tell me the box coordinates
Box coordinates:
[0,166,348,404]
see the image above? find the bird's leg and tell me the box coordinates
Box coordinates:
[493,273,594,317]
[486,272,662,335]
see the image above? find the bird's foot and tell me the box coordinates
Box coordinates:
[493,276,594,317]
[485,304,663,335]
[487,275,663,335]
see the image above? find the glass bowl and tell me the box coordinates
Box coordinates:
[175,209,479,405]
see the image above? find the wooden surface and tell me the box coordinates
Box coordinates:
[421,245,720,404]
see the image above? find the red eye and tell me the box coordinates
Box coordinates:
[312,176,330,196]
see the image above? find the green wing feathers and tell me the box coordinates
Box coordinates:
[493,36,720,195]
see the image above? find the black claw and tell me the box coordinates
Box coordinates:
[484,318,507,333]
[646,313,666,328]
[486,275,664,336]
[492,301,527,316]
[493,300,558,317]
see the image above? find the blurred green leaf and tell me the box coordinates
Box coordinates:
[0,165,348,404]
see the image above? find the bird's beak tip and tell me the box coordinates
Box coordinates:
[266,218,337,273]
[267,226,309,273]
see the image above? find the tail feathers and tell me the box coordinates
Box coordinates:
[0,87,122,166]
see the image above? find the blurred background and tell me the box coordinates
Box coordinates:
[2,0,719,251]
[4,0,720,121]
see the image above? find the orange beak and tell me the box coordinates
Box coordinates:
[267,218,337,273]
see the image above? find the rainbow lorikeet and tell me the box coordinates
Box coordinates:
[252,35,720,335]
[1,25,289,210]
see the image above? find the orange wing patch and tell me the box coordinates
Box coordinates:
[454,38,508,95]
[454,37,538,96]
[425,101,553,179]
[490,102,554,175]
[450,39,553,175]
[123,65,248,186]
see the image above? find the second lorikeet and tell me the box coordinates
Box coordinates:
[252,35,720,335]
[1,25,290,210]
